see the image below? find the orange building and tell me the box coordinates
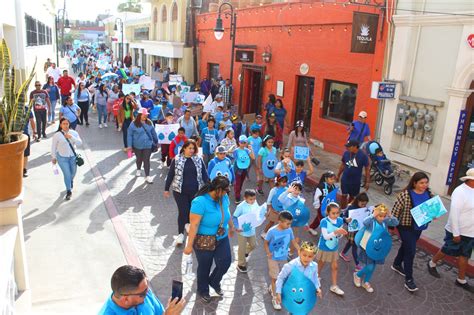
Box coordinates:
[196,1,389,154]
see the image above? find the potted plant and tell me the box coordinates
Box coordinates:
[0,39,36,201]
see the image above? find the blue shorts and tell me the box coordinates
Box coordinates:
[441,230,473,258]
[341,182,361,198]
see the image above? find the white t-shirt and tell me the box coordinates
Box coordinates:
[445,183,474,237]
[47,67,61,82]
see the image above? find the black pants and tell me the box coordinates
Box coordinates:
[172,190,197,234]
[122,118,132,148]
[394,228,422,281]
[160,144,171,166]
[134,148,152,176]
[34,110,47,137]
[77,100,90,124]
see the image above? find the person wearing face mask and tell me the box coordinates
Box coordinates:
[183,176,235,303]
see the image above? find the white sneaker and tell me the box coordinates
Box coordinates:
[353,272,362,287]
[260,231,267,239]
[362,282,374,293]
[145,176,153,184]
[175,233,185,245]
[185,223,190,234]
[330,285,344,296]
[135,170,141,177]
[117,127,121,131]
[308,228,318,236]
[271,298,282,310]
[99,123,103,129]
[103,123,108,128]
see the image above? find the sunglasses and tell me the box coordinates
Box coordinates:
[120,287,148,298]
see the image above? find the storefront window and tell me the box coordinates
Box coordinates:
[323,80,358,124]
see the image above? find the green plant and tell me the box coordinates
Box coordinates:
[0,39,36,144]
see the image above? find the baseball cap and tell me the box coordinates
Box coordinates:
[345,140,360,148]
[215,94,223,99]
[358,111,368,118]
[215,145,227,154]
[239,135,248,143]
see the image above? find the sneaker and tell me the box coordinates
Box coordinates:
[23,169,28,178]
[145,176,153,184]
[362,282,374,293]
[353,272,361,287]
[245,253,249,258]
[237,265,248,273]
[355,264,363,272]
[185,223,190,234]
[427,261,440,278]
[308,228,318,236]
[260,231,267,239]
[257,189,264,195]
[330,285,344,296]
[117,127,121,131]
[211,285,224,296]
[404,279,418,292]
[42,134,47,139]
[339,252,351,262]
[391,264,406,277]
[86,122,90,126]
[200,293,211,303]
[175,233,185,246]
[65,191,72,201]
[272,298,282,310]
[135,170,141,177]
[235,197,241,205]
[455,280,474,293]
[99,124,103,129]
[103,123,108,128]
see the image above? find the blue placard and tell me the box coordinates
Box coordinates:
[446,110,466,185]
[294,146,310,161]
[320,188,338,217]
[377,83,396,99]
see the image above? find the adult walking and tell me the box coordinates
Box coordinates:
[127,108,158,184]
[75,82,91,126]
[264,94,277,118]
[46,62,61,83]
[42,76,60,124]
[287,120,310,159]
[95,84,109,128]
[271,99,287,131]
[59,96,81,130]
[347,111,371,144]
[427,168,474,292]
[391,172,432,292]
[336,140,370,204]
[57,69,76,105]
[118,94,138,151]
[164,140,209,246]
[51,118,82,201]
[261,112,283,149]
[177,109,199,139]
[30,81,52,141]
[184,176,235,303]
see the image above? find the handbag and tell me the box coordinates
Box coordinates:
[142,124,158,152]
[194,201,226,251]
[62,132,84,166]
[65,105,80,122]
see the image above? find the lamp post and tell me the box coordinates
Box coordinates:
[213,2,237,85]
[114,18,124,67]
[55,8,70,66]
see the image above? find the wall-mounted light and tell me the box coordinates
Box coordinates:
[262,45,272,63]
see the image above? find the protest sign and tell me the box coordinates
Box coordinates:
[237,203,267,231]
[169,74,183,85]
[294,146,310,161]
[139,76,156,90]
[347,207,372,232]
[189,105,203,117]
[410,195,447,227]
[182,92,200,103]
[202,94,214,113]
[151,70,164,81]
[155,123,180,144]
[320,188,338,217]
[122,84,141,95]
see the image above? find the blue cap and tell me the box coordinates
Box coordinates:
[239,135,248,143]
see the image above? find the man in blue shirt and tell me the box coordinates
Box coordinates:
[336,140,370,203]
[347,111,371,144]
[98,265,185,315]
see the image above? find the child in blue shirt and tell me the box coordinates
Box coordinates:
[264,211,300,311]
[262,175,288,239]
[316,202,348,296]
[274,149,295,177]
[287,157,314,187]
[200,116,218,164]
[247,128,263,189]
[233,189,258,273]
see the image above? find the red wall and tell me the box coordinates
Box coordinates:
[196,1,388,154]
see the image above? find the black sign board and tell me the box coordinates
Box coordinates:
[351,12,379,54]
[235,50,254,63]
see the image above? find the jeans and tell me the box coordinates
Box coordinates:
[97,104,107,124]
[77,100,90,124]
[56,154,77,192]
[357,263,376,282]
[34,110,47,137]
[394,228,422,281]
[234,169,247,200]
[237,234,256,266]
[194,237,232,296]
[172,190,197,234]
[134,148,152,176]
[69,120,78,130]
[60,94,69,105]
[122,118,132,148]
[48,100,58,122]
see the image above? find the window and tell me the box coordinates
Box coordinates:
[172,2,178,21]
[323,80,358,124]
[153,8,158,24]
[162,6,167,22]
[38,22,46,45]
[134,27,149,40]
[25,15,38,46]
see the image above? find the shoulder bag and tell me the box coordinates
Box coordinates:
[62,132,84,166]
[194,200,226,251]
[142,123,158,152]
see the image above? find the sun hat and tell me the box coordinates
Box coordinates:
[460,168,474,181]
[139,108,149,115]
[358,111,368,118]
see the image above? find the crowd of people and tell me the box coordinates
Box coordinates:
[27,46,473,314]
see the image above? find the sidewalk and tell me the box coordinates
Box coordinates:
[20,122,127,315]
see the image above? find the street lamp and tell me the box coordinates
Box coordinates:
[55,8,69,66]
[213,2,236,85]
[114,18,124,67]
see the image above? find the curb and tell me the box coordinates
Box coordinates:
[305,177,474,277]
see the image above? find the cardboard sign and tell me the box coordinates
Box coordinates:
[410,195,448,227]
[169,74,183,85]
[202,94,214,113]
[189,105,203,117]
[172,95,183,109]
[182,92,200,103]
[139,76,155,90]
[294,146,310,161]
[155,123,180,144]
[151,70,164,81]
[347,207,372,232]
[122,84,141,95]
[237,203,267,231]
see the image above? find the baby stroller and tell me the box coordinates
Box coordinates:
[365,141,395,195]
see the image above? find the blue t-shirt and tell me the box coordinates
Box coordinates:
[140,99,154,111]
[23,107,33,134]
[409,189,431,230]
[341,150,369,185]
[215,111,224,125]
[271,107,287,129]
[98,290,164,315]
[233,201,257,237]
[233,147,251,171]
[248,136,262,155]
[198,118,208,132]
[200,127,218,155]
[318,217,344,252]
[348,121,370,143]
[265,226,294,261]
[191,193,231,240]
[60,104,80,123]
[287,169,307,185]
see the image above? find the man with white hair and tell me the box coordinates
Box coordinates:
[427,168,474,292]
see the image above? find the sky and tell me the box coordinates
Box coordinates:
[61,0,118,21]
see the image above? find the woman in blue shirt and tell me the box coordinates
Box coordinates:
[43,76,60,124]
[184,176,235,303]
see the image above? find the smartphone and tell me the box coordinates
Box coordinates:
[171,280,183,302]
